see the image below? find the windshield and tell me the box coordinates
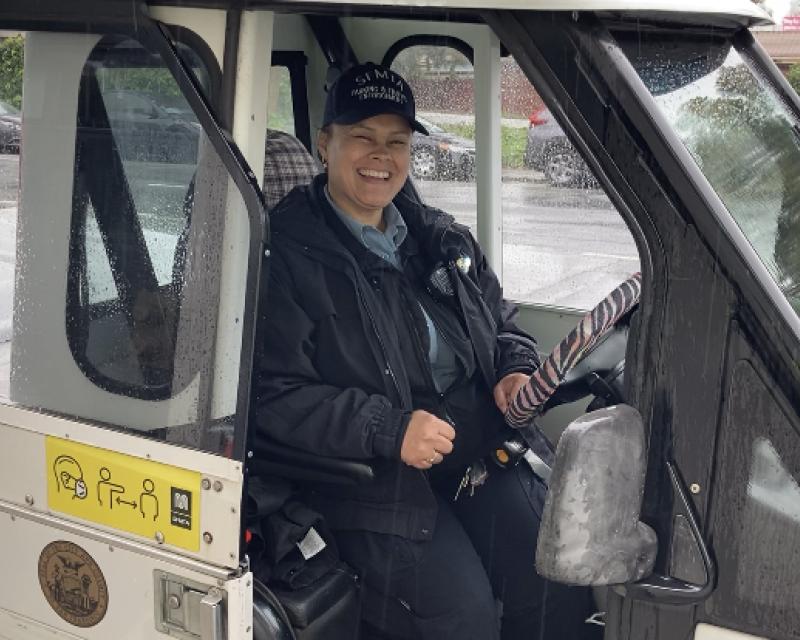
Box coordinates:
[615,31,800,315]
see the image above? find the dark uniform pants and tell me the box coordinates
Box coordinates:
[335,462,602,640]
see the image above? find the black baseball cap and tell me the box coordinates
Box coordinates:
[322,63,428,135]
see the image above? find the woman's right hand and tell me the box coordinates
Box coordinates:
[400,410,455,469]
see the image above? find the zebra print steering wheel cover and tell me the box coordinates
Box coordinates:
[505,272,642,428]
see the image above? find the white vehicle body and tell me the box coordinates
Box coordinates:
[0,1,797,639]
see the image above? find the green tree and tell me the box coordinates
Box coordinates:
[0,35,23,108]
[787,63,800,96]
[97,67,182,99]
[680,63,800,308]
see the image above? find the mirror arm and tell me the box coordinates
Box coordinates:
[612,461,716,605]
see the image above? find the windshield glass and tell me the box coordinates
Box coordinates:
[615,31,800,315]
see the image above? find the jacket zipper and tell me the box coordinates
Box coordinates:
[355,279,408,408]
[402,288,456,425]
[286,235,407,407]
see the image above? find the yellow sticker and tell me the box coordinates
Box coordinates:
[46,437,200,551]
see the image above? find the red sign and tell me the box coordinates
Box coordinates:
[783,15,800,30]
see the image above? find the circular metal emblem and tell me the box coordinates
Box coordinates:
[38,541,109,627]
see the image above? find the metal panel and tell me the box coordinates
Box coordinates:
[694,624,767,640]
[0,408,243,569]
[273,0,770,25]
[473,26,503,276]
[0,511,239,640]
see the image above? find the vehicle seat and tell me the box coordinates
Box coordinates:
[251,128,362,640]
[263,128,321,210]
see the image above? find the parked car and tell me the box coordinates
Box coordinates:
[411,115,476,181]
[0,101,21,154]
[524,107,597,188]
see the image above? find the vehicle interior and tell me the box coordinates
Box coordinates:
[3,5,641,638]
[178,7,641,637]
[8,1,800,639]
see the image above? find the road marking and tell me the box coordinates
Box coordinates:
[582,252,639,261]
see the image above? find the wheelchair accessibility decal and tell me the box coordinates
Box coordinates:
[38,540,109,628]
[46,436,200,551]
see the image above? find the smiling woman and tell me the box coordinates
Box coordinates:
[254,62,599,639]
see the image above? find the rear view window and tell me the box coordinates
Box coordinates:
[67,35,205,399]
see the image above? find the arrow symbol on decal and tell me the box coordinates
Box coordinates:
[116,496,137,509]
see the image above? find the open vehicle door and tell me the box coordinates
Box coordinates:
[0,3,267,638]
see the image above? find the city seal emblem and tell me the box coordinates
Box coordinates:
[38,541,109,627]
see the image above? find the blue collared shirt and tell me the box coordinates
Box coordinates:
[325,187,460,391]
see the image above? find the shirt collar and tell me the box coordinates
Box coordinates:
[324,185,407,250]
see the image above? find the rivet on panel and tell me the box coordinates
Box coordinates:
[154,531,165,544]
[25,494,34,506]
[690,483,701,495]
[213,480,223,492]
[203,532,214,544]
[201,478,212,490]
[168,594,181,610]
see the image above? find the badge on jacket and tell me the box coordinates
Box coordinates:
[455,254,471,274]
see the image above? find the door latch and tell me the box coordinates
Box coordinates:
[155,571,227,640]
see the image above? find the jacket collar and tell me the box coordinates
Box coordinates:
[270,174,471,267]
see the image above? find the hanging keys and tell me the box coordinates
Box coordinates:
[454,461,489,501]
[454,466,470,502]
[467,460,488,497]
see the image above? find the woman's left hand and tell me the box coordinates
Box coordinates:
[493,372,530,414]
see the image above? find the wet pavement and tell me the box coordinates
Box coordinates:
[0,153,18,207]
[416,176,639,310]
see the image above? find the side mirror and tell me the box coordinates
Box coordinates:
[536,404,657,585]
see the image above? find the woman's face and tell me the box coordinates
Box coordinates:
[318,113,412,222]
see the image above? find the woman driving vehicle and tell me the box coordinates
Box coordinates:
[255,62,600,639]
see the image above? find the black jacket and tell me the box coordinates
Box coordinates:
[255,175,539,540]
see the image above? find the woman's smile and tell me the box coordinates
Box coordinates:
[357,168,391,180]
[319,113,412,226]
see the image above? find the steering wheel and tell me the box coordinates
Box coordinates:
[505,273,642,428]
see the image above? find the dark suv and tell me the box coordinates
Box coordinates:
[523,107,596,188]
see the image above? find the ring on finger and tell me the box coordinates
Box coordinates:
[427,454,436,465]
